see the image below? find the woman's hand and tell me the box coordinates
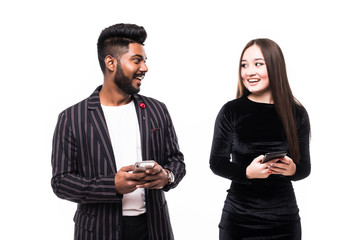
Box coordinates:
[246,155,273,179]
[268,156,296,176]
[246,155,297,179]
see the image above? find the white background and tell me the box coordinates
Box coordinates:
[1,0,359,239]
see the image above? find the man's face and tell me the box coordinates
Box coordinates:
[114,43,148,95]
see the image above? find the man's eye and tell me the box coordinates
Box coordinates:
[133,59,141,64]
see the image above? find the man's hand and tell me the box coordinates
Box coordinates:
[114,165,147,194]
[136,162,169,189]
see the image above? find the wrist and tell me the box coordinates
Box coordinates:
[164,169,175,185]
[246,167,253,179]
[290,163,297,176]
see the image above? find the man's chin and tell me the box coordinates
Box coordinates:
[114,82,140,95]
[129,86,140,95]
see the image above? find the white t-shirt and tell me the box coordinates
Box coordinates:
[101,100,146,216]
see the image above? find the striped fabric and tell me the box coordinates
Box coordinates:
[51,86,186,240]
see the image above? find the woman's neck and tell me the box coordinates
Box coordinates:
[248,92,274,104]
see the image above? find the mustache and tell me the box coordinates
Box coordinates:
[133,73,146,78]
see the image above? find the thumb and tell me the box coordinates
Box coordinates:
[119,164,135,172]
[255,155,264,163]
[282,156,293,165]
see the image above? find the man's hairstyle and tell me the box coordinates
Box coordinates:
[97,23,147,73]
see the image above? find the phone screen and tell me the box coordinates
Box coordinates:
[261,152,286,163]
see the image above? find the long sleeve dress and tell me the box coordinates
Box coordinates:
[210,96,311,240]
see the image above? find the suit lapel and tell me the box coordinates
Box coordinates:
[133,94,151,160]
[133,94,153,214]
[87,86,117,173]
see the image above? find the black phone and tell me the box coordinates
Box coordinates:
[261,151,287,164]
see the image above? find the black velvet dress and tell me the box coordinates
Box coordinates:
[210,96,311,240]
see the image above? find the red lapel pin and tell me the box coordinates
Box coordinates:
[139,103,146,109]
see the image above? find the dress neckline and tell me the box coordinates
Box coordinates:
[245,96,275,106]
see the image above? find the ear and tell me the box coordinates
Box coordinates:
[104,55,116,72]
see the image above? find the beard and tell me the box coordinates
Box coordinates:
[114,62,140,95]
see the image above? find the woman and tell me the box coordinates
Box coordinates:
[210,38,311,239]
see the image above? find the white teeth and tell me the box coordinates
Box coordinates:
[248,79,260,83]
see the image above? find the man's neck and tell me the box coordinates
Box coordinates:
[99,81,132,106]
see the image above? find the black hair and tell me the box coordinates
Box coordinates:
[97,23,147,73]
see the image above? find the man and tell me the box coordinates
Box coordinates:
[51,23,186,240]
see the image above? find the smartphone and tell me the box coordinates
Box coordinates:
[261,151,287,164]
[133,160,155,173]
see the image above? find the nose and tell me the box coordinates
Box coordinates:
[140,62,148,73]
[246,65,255,76]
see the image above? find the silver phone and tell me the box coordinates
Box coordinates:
[133,160,155,172]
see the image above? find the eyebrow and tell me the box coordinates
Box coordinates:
[241,58,265,62]
[132,54,147,61]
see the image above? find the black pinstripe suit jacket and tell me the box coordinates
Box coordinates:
[51,86,186,240]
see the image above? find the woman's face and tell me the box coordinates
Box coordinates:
[241,44,272,102]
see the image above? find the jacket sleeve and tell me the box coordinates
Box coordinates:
[51,111,121,204]
[160,104,186,191]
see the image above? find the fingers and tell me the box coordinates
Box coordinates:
[120,164,135,172]
[136,180,163,189]
[115,162,168,194]
[116,162,166,189]
[120,163,159,180]
[280,156,293,165]
[268,167,284,175]
[136,175,163,189]
[130,172,148,181]
[247,155,273,179]
[117,166,147,181]
[267,157,296,176]
[256,155,265,163]
[145,162,162,175]
[137,168,167,189]
[115,171,147,194]
[248,155,296,178]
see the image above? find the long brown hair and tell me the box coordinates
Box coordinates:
[236,38,302,163]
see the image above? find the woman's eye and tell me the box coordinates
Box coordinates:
[255,62,264,67]
[241,63,247,68]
